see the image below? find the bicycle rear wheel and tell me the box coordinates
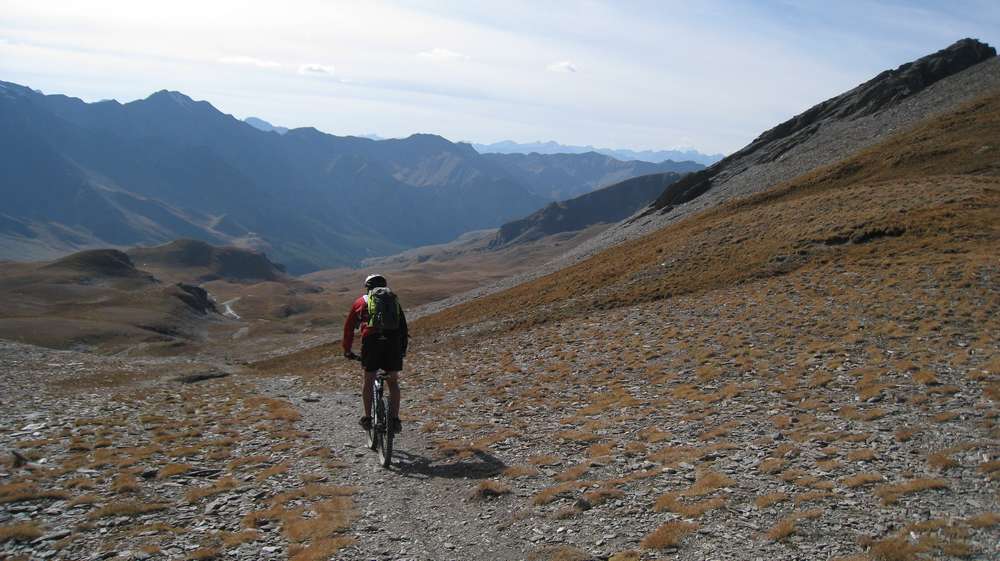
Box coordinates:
[377,394,393,467]
[367,398,380,451]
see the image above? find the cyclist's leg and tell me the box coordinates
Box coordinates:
[362,370,376,418]
[385,371,400,418]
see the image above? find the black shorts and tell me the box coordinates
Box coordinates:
[361,332,404,372]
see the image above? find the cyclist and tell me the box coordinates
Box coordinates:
[343,274,407,434]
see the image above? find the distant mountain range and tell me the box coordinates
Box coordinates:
[481,152,701,201]
[0,83,699,273]
[472,140,724,165]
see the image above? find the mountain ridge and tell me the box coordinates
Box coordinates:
[472,139,723,165]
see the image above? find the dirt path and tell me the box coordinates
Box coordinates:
[257,377,528,561]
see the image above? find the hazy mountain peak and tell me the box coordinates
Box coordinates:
[146,89,196,106]
[244,116,289,134]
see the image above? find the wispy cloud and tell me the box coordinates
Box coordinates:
[547,60,577,73]
[298,63,335,76]
[218,55,281,69]
[417,47,470,62]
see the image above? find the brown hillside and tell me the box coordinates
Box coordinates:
[415,90,1000,334]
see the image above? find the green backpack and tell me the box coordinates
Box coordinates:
[367,287,401,332]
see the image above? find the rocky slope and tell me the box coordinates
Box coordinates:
[581,38,999,260]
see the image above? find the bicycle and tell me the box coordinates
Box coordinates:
[348,355,394,468]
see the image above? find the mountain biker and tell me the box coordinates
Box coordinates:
[343,274,407,434]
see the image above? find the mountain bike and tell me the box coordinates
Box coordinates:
[349,356,394,468]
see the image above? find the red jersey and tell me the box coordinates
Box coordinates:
[342,295,370,353]
[342,294,408,353]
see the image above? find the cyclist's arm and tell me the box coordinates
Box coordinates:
[343,299,361,354]
[400,308,408,356]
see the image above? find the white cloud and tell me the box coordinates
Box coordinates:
[218,55,281,68]
[298,63,335,76]
[417,47,470,62]
[547,60,577,73]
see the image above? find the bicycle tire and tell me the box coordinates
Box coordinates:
[377,394,392,467]
[367,394,380,451]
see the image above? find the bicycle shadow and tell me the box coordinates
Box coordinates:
[391,448,507,480]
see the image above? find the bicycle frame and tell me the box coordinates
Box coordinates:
[349,355,395,468]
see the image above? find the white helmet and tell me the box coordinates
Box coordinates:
[364,274,387,290]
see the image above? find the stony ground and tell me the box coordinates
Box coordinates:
[2,247,998,561]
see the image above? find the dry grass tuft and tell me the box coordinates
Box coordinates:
[473,480,512,499]
[847,449,876,462]
[581,487,624,507]
[283,497,355,542]
[532,483,583,506]
[759,458,784,474]
[754,492,789,508]
[608,551,640,561]
[927,450,958,471]
[527,545,592,561]
[502,465,539,478]
[653,493,726,517]
[188,547,220,560]
[874,478,949,504]
[288,537,356,561]
[842,472,884,488]
[0,482,70,504]
[67,494,99,507]
[157,463,193,479]
[89,501,170,519]
[965,512,999,528]
[682,470,735,497]
[220,530,261,546]
[641,520,699,549]
[111,473,140,494]
[0,522,44,543]
[185,477,239,503]
[865,534,925,561]
[255,462,290,481]
[586,443,614,457]
[554,463,590,482]
[766,509,823,542]
[528,454,561,466]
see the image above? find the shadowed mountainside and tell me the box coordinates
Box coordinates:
[491,171,685,247]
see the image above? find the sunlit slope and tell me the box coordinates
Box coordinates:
[416,90,1000,333]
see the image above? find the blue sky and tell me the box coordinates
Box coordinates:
[0,1,997,154]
